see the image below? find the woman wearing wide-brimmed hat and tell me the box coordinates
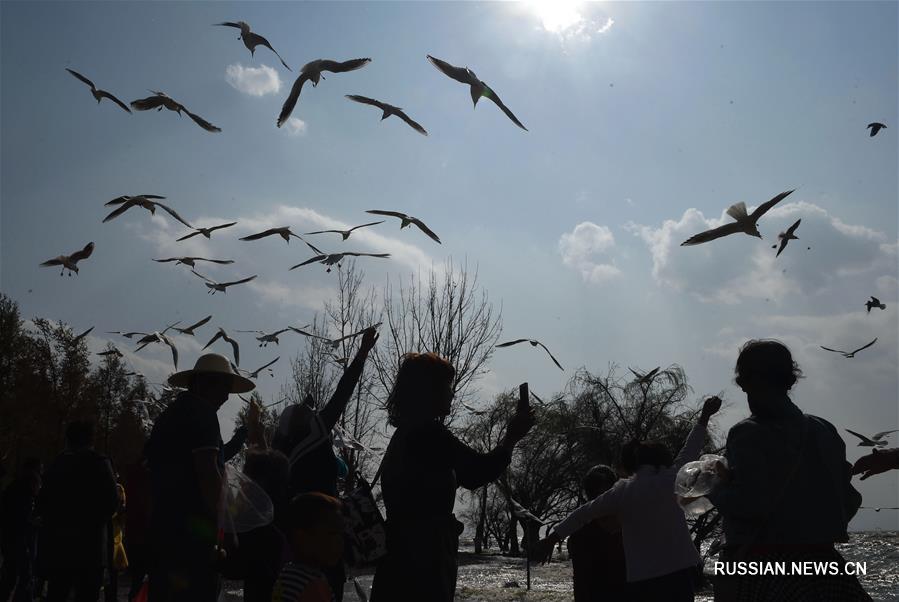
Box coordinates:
[146,353,255,602]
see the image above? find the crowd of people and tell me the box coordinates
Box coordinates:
[0,336,896,602]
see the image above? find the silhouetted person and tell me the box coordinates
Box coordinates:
[706,340,869,601]
[536,396,722,602]
[852,447,899,479]
[146,354,255,602]
[370,353,535,602]
[0,457,42,602]
[272,493,344,602]
[36,421,118,602]
[566,465,627,601]
[270,327,377,601]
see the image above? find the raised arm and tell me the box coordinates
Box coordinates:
[319,328,378,431]
[674,396,721,470]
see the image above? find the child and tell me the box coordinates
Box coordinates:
[272,492,344,602]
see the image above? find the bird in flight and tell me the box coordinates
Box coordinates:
[41,242,94,276]
[865,296,886,313]
[681,190,795,246]
[190,270,257,295]
[71,326,95,345]
[176,221,238,242]
[154,257,234,268]
[171,315,213,336]
[845,429,897,447]
[496,339,564,370]
[214,21,291,70]
[97,347,123,358]
[772,219,801,258]
[365,210,441,244]
[243,356,280,379]
[236,328,293,347]
[131,91,221,132]
[65,68,131,113]
[103,195,192,228]
[426,54,527,131]
[820,338,877,358]
[290,252,390,273]
[629,366,661,385]
[134,331,179,370]
[202,327,242,366]
[304,221,384,241]
[345,95,428,136]
[867,122,887,137]
[277,58,372,127]
[240,226,306,244]
[289,324,380,350]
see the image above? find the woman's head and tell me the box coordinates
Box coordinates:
[582,464,617,499]
[735,339,803,393]
[619,439,673,475]
[386,352,456,426]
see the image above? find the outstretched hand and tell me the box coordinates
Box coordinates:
[700,396,722,423]
[507,405,536,444]
[359,326,379,355]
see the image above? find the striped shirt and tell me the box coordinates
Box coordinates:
[271,562,334,602]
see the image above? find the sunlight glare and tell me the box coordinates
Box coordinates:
[527,0,585,34]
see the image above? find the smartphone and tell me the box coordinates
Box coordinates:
[518,382,530,413]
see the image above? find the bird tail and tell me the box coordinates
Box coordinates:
[726,202,748,221]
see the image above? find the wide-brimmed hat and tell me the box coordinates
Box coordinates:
[168,353,255,394]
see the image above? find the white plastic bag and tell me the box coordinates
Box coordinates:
[675,454,727,516]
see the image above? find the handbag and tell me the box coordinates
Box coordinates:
[341,461,388,570]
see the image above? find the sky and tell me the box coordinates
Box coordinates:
[1,1,897,531]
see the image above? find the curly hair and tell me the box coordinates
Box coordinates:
[386,352,456,427]
[735,339,803,391]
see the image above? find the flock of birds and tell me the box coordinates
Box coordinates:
[35,17,893,421]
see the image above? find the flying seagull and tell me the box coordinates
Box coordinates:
[426,54,527,131]
[240,226,305,244]
[177,221,238,242]
[289,252,390,273]
[365,210,441,243]
[865,296,886,313]
[172,315,213,336]
[288,324,380,350]
[680,190,795,246]
[345,95,428,136]
[40,242,94,276]
[772,219,801,258]
[190,270,257,295]
[130,91,221,132]
[867,122,887,137]
[304,221,384,241]
[103,195,192,228]
[71,326,95,345]
[65,68,131,113]
[276,58,372,127]
[629,366,661,385]
[820,338,877,358]
[236,328,293,347]
[496,339,564,370]
[244,356,280,379]
[202,327,241,366]
[107,330,152,339]
[134,331,179,369]
[154,257,234,268]
[97,347,124,358]
[845,429,897,447]
[214,21,291,70]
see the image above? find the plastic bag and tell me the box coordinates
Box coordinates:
[218,464,275,534]
[675,454,728,515]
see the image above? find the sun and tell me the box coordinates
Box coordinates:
[527,0,585,34]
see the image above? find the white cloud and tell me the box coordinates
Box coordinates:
[283,117,307,137]
[558,222,621,284]
[224,63,281,97]
[247,279,336,312]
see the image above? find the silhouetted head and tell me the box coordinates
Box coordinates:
[619,439,673,476]
[386,352,456,426]
[583,464,617,499]
[286,492,344,568]
[735,339,803,415]
[243,448,289,505]
[189,371,233,408]
[65,420,95,450]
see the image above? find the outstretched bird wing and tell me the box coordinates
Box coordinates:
[536,341,564,370]
[484,88,528,131]
[775,238,789,258]
[366,209,407,220]
[70,242,95,262]
[177,230,201,241]
[221,275,257,287]
[221,332,241,366]
[343,252,390,259]
[820,346,847,354]
[845,429,876,445]
[345,94,387,110]
[97,90,132,113]
[496,339,530,348]
[289,255,327,270]
[680,221,742,246]
[870,296,881,305]
[277,71,314,127]
[750,189,795,221]
[190,269,217,285]
[395,108,429,136]
[210,221,238,233]
[102,200,138,223]
[411,218,441,243]
[850,338,877,355]
[240,228,279,241]
[872,430,898,440]
[426,55,474,85]
[159,333,179,369]
[320,58,372,74]
[72,326,95,343]
[179,315,213,333]
[130,94,167,111]
[153,258,180,263]
[350,220,385,232]
[245,31,291,70]
[183,108,222,132]
[202,330,224,351]
[785,218,801,237]
[253,356,280,375]
[151,201,193,228]
[66,68,96,90]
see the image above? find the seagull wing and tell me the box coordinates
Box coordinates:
[410,218,441,243]
[202,330,224,351]
[210,221,238,233]
[73,326,95,342]
[159,334,179,369]
[484,88,528,131]
[845,429,876,445]
[258,356,280,372]
[130,94,166,111]
[222,332,241,366]
[785,218,801,236]
[680,221,743,246]
[176,230,201,242]
[40,257,65,267]
[246,32,292,71]
[181,315,212,333]
[183,109,222,132]
[153,258,180,263]
[395,108,429,136]
[536,341,564,370]
[820,346,847,354]
[97,90,132,113]
[69,242,95,262]
[345,94,387,110]
[775,237,789,258]
[215,21,244,29]
[277,71,313,127]
[200,258,235,265]
[221,275,257,287]
[304,229,344,235]
[151,201,193,228]
[240,228,279,241]
[349,221,385,232]
[750,189,795,221]
[342,252,391,259]
[320,58,372,74]
[190,269,217,284]
[102,200,137,222]
[870,296,881,305]
[496,339,529,348]
[66,68,96,90]
[426,55,474,85]
[872,430,898,440]
[366,209,407,220]
[850,338,877,355]
[289,255,327,270]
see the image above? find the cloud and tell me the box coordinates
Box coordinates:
[283,117,307,137]
[525,2,615,41]
[247,279,337,312]
[626,200,896,304]
[558,222,621,284]
[224,63,281,97]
